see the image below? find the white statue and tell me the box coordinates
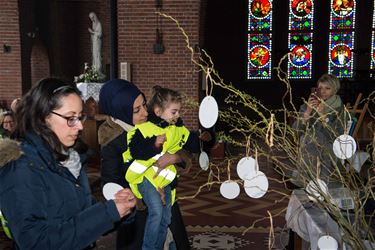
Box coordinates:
[88,12,103,77]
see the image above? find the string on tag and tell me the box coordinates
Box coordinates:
[255,148,259,172]
[246,136,251,158]
[266,113,275,147]
[343,105,352,135]
[227,159,231,180]
[199,129,203,152]
[205,68,213,97]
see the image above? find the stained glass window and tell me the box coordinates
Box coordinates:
[247,0,273,79]
[288,0,314,79]
[371,1,375,77]
[328,0,356,78]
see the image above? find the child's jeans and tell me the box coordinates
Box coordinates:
[138,178,172,250]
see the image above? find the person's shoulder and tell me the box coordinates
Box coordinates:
[0,139,23,169]
[0,139,41,185]
[98,118,124,146]
[102,130,128,154]
[131,121,159,139]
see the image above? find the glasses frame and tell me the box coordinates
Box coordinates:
[51,111,87,127]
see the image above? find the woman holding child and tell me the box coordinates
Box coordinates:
[98,79,191,250]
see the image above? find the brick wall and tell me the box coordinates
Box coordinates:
[0,1,203,129]
[30,39,50,87]
[117,0,202,129]
[50,0,110,81]
[0,0,22,108]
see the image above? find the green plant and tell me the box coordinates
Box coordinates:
[74,63,100,83]
[216,131,228,143]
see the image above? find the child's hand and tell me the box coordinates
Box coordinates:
[199,131,212,142]
[135,198,146,211]
[155,134,166,148]
[157,187,166,206]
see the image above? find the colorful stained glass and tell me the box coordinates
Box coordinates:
[371,1,375,77]
[290,0,313,20]
[328,0,356,78]
[328,32,354,77]
[288,0,314,79]
[248,0,273,79]
[371,32,375,77]
[248,34,272,79]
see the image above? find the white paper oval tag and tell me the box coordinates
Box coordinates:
[317,235,338,250]
[333,134,356,160]
[199,96,219,128]
[236,157,256,180]
[102,182,124,200]
[199,151,209,171]
[244,171,269,198]
[305,179,328,202]
[220,180,240,199]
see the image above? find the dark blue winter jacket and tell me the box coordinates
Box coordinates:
[0,132,120,249]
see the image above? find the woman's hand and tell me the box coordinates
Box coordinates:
[153,152,181,178]
[155,134,166,148]
[303,95,321,121]
[114,188,136,217]
[307,95,320,110]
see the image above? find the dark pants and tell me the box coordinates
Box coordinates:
[0,228,14,250]
[116,202,190,250]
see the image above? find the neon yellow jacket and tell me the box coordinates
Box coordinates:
[1,212,12,239]
[123,121,190,199]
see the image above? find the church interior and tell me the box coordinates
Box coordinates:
[1,0,375,249]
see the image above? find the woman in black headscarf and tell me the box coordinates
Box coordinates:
[98,79,190,250]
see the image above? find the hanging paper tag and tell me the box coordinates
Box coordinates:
[199,96,219,128]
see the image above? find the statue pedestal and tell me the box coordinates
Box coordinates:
[76,82,103,102]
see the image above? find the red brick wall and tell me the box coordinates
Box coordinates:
[0,0,22,107]
[0,1,203,129]
[117,0,202,129]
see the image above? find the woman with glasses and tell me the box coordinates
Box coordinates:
[0,111,15,139]
[0,78,136,249]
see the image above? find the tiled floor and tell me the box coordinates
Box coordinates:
[0,152,291,250]
[88,153,291,250]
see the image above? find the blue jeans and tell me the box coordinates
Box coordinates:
[138,178,172,250]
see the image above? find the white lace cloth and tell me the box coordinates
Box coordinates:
[76,82,103,102]
[286,189,342,250]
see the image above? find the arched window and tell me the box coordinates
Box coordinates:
[247,0,273,79]
[328,0,356,78]
[288,0,314,79]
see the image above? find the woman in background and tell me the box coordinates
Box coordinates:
[293,73,345,184]
[0,111,15,139]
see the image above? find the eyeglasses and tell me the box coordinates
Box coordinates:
[51,111,87,127]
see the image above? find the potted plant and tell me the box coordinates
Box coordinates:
[209,131,227,159]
